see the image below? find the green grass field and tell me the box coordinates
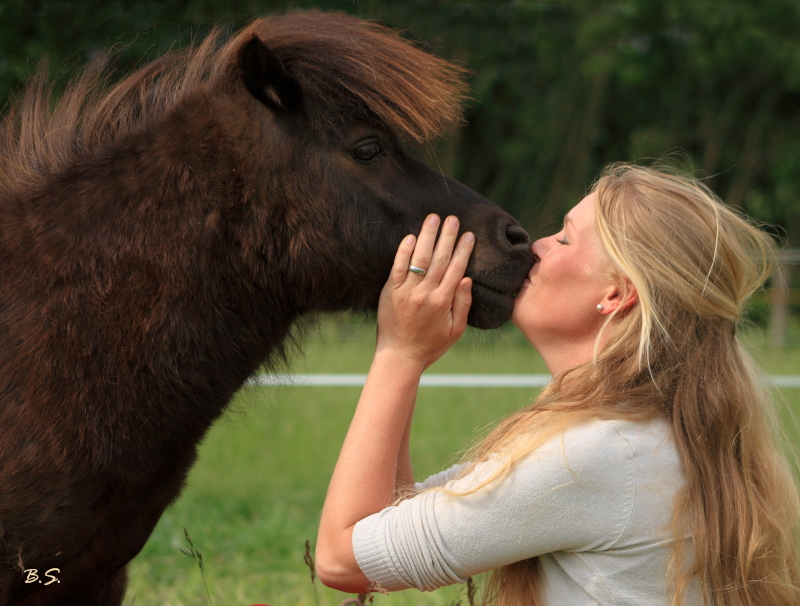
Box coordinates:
[124,315,800,606]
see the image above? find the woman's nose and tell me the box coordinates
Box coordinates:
[531,237,549,259]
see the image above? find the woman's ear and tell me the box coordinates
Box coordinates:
[599,279,638,315]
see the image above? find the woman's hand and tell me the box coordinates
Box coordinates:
[376,214,475,370]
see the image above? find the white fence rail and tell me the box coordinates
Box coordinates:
[249,373,800,389]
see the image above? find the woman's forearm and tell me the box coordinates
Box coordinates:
[315,349,424,592]
[396,388,417,494]
[315,216,473,593]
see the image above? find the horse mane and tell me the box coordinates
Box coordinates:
[0,10,468,203]
[234,12,469,142]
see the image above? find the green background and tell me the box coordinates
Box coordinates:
[3,0,800,245]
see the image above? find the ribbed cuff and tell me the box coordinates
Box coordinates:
[353,510,413,592]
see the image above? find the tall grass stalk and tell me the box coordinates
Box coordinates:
[180,527,213,606]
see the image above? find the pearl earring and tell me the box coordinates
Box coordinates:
[597,304,604,312]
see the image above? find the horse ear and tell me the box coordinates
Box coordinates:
[238,34,302,111]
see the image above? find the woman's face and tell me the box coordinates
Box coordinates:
[511,192,617,370]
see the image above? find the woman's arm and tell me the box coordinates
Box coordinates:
[315,351,425,592]
[315,214,474,593]
[396,390,417,495]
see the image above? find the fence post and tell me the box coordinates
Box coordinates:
[769,262,790,348]
[768,250,798,349]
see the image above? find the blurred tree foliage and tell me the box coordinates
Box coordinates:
[2,0,800,242]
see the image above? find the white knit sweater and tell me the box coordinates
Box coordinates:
[352,417,701,605]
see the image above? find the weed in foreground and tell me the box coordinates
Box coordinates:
[303,539,322,606]
[181,527,213,606]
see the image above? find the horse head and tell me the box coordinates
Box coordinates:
[215,12,534,329]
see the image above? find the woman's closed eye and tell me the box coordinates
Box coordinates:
[556,237,569,245]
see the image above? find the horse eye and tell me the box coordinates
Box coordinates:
[352,139,386,164]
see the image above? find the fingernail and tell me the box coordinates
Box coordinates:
[429,215,440,226]
[406,234,416,246]
[448,216,459,228]
[464,232,475,244]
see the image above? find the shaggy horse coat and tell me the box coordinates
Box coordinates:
[0,12,533,605]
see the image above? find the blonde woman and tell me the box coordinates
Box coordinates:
[316,163,800,605]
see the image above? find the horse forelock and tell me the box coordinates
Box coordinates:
[0,11,468,202]
[232,11,469,144]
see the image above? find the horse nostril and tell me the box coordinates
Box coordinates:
[505,223,530,247]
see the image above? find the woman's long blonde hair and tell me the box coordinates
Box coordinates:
[460,163,800,605]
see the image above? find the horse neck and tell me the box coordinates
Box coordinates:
[7,92,301,448]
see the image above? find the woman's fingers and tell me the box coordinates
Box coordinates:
[439,231,475,293]
[423,215,461,284]
[407,214,440,278]
[394,214,473,294]
[390,234,417,286]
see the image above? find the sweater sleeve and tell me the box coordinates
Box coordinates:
[352,419,637,592]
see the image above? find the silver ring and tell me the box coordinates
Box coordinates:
[408,264,427,276]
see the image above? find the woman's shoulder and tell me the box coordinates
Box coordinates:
[551,416,685,514]
[534,415,681,483]
[561,415,674,455]
[437,416,681,502]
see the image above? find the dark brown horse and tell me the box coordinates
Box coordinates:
[0,11,533,605]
